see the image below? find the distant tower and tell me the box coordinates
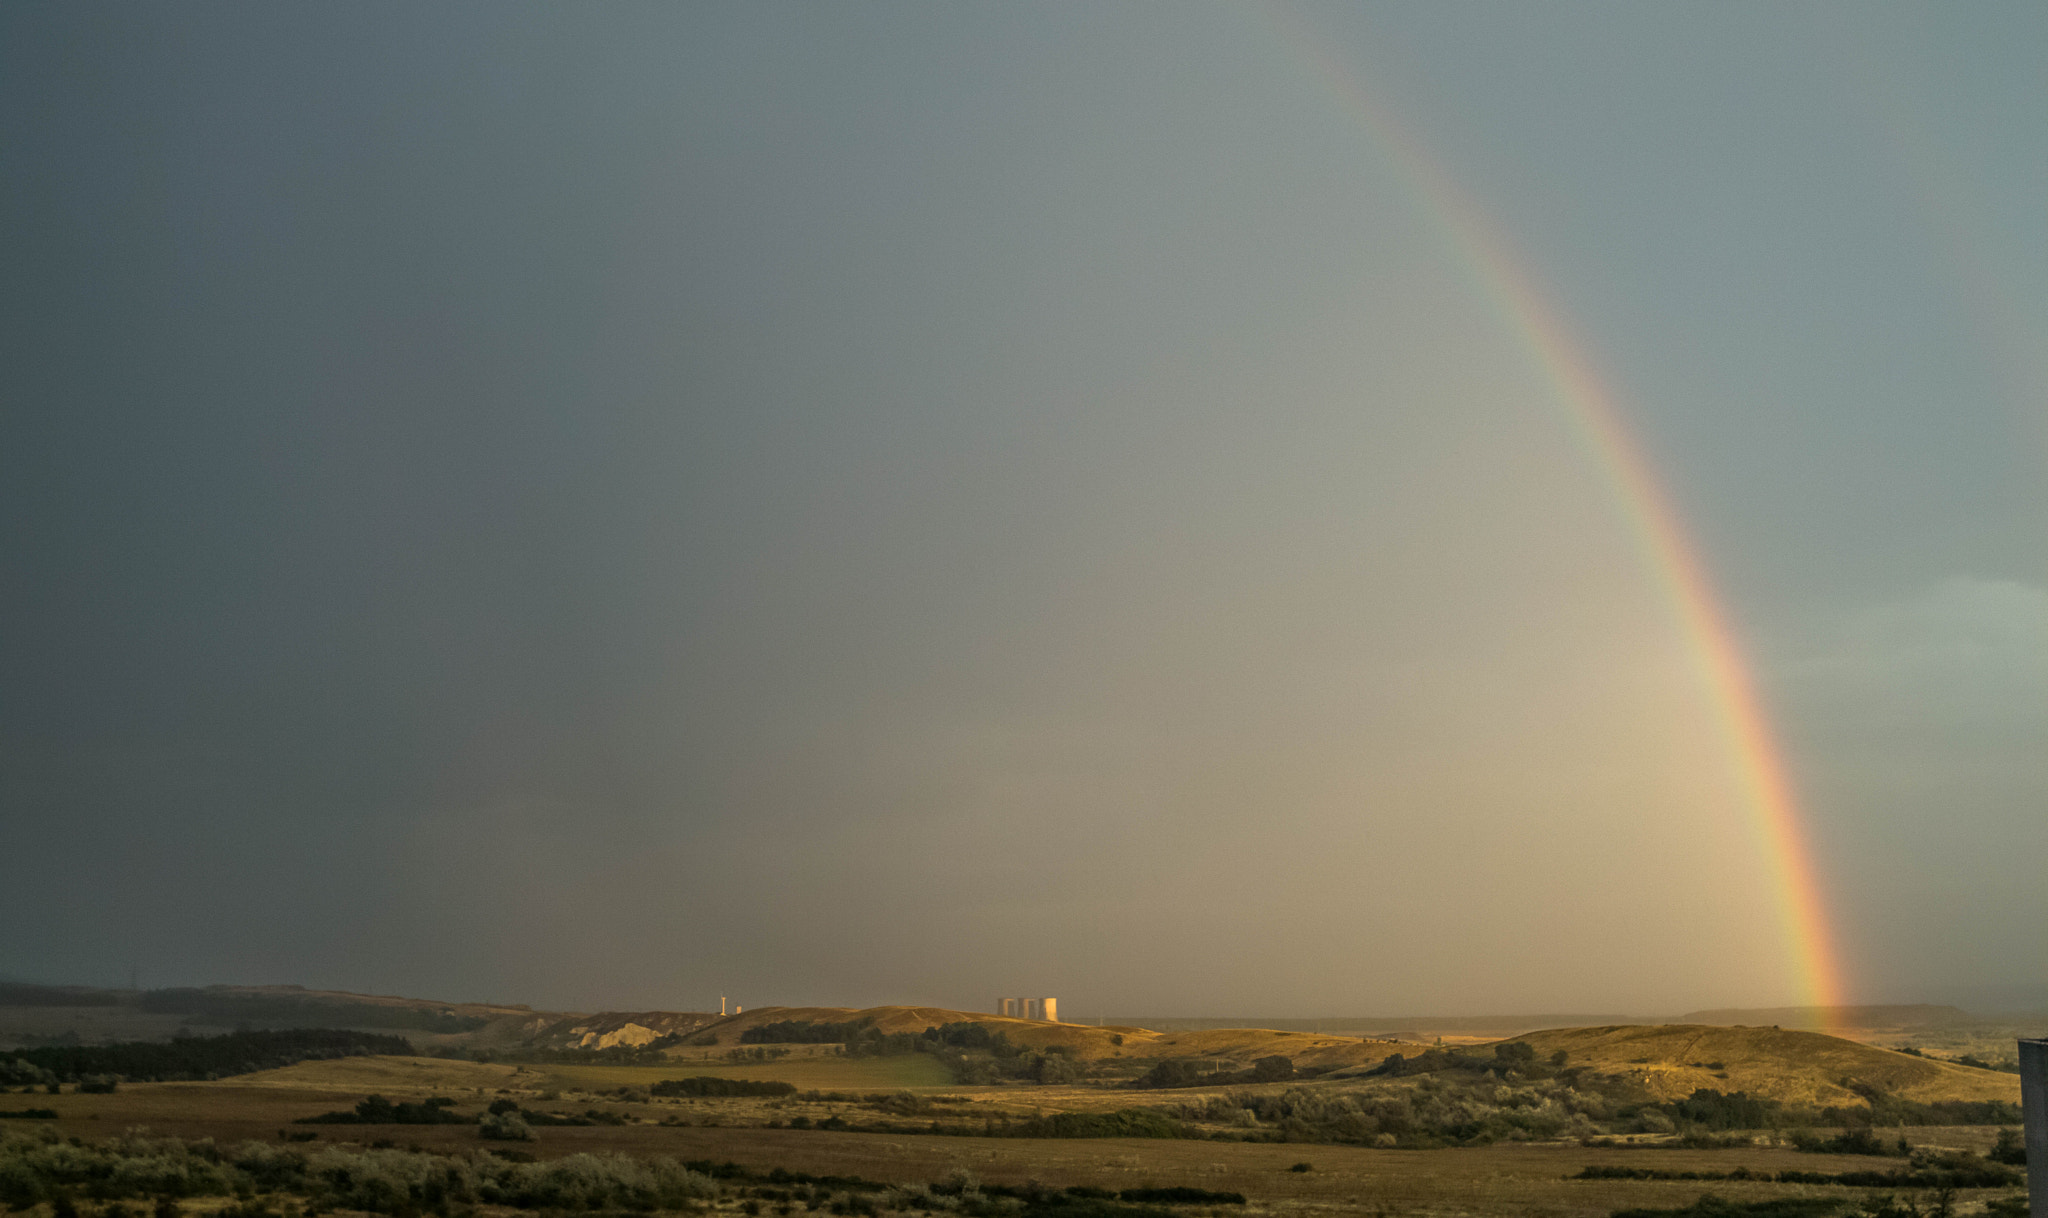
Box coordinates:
[720,996,727,1017]
[996,996,1057,1021]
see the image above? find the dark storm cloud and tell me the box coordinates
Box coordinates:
[3,2,2041,1014]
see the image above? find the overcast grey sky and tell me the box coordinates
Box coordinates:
[4,2,2043,1018]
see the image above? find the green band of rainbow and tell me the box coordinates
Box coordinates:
[1258,2,1846,1020]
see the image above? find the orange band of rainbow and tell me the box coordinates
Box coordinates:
[1258,2,1846,1022]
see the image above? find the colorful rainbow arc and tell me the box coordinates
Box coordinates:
[1257,4,1847,1023]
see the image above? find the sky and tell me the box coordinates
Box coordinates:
[3,2,2043,1020]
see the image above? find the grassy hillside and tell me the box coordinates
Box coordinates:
[677,1004,1411,1071]
[1505,1023,2021,1107]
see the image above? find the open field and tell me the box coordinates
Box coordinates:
[1,1096,2028,1218]
[4,1051,2031,1218]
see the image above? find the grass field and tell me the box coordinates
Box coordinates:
[3,1098,2027,1218]
[5,1060,2029,1218]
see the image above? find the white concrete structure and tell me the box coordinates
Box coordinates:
[2021,1038,2045,1218]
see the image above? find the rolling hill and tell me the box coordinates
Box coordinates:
[1504,1022,2022,1107]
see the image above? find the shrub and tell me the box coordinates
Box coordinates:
[296,1095,472,1125]
[479,1111,534,1142]
[1989,1128,2025,1166]
[649,1077,796,1098]
[1008,1110,1187,1139]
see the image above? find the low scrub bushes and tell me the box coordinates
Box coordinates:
[2,1030,415,1084]
[1610,1197,1850,1218]
[296,1095,472,1125]
[1007,1110,1188,1139]
[1576,1150,2021,1190]
[649,1077,795,1098]
[0,1129,718,1213]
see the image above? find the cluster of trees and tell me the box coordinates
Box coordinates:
[1370,1042,1572,1080]
[1988,1128,2026,1167]
[1,1058,59,1090]
[296,1096,471,1126]
[138,990,488,1035]
[1134,1055,1299,1090]
[1828,1083,2021,1128]
[3,1030,415,1083]
[648,1077,796,1098]
[724,1047,791,1063]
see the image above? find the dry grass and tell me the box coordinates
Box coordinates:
[15,1070,2030,1218]
[1506,1025,2021,1107]
[10,1103,2029,1218]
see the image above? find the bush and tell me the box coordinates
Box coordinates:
[296,1095,472,1125]
[1989,1128,2025,1166]
[1009,1110,1188,1139]
[649,1077,796,1098]
[1120,1186,1245,1204]
[479,1111,534,1141]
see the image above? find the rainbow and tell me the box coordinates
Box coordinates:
[1255,3,1848,1022]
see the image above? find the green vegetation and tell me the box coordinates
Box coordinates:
[1576,1148,2021,1190]
[2,1030,415,1083]
[0,1129,715,1212]
[1832,1083,2020,1128]
[0,1131,1242,1218]
[1609,1192,2018,1218]
[1135,1054,1298,1090]
[295,1095,473,1125]
[1987,1128,2025,1166]
[1007,1110,1188,1139]
[649,1077,797,1098]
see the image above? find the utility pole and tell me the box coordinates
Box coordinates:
[2019,1038,2045,1218]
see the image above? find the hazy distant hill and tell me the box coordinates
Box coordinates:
[0,982,552,1049]
[1117,1013,1640,1039]
[1672,1004,1980,1029]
